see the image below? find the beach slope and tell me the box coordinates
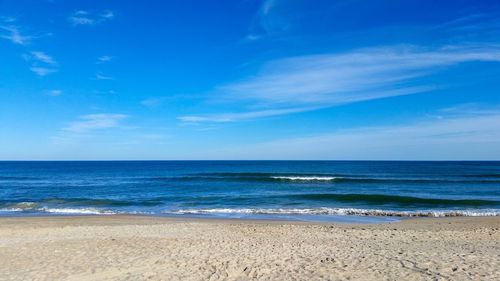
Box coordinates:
[0,216,499,280]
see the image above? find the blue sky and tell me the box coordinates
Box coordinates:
[1,0,500,160]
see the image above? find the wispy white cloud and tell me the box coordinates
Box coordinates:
[94,72,114,80]
[96,55,113,64]
[101,10,114,20]
[62,114,128,134]
[69,10,114,26]
[435,13,488,29]
[0,25,33,45]
[178,107,318,123]
[27,51,57,65]
[25,51,58,76]
[46,89,62,96]
[223,45,500,104]
[243,34,262,42]
[213,106,500,160]
[69,10,95,25]
[30,66,57,76]
[0,18,57,75]
[435,12,500,33]
[246,0,282,40]
[261,0,277,16]
[141,94,204,108]
[181,44,500,123]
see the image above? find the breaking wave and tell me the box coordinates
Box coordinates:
[0,206,116,215]
[168,207,500,217]
[271,176,338,181]
[284,193,499,206]
[166,172,500,184]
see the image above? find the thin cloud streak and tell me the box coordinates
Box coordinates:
[1,19,57,76]
[69,10,96,25]
[434,12,500,32]
[69,10,114,26]
[30,67,57,76]
[24,51,58,76]
[0,25,33,45]
[215,107,500,160]
[222,45,500,104]
[97,55,113,64]
[101,10,115,19]
[94,72,114,80]
[62,114,128,134]
[182,44,500,123]
[28,51,57,65]
[46,89,62,96]
[178,107,318,123]
[246,0,282,40]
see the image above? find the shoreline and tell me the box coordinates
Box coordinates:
[2,206,498,221]
[0,212,404,224]
[0,213,498,228]
[1,215,499,280]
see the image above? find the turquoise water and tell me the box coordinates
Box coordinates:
[0,161,499,222]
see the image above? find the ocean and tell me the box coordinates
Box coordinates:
[1,161,499,222]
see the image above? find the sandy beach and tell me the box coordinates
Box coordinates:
[0,216,499,281]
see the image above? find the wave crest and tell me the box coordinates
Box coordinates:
[174,172,500,184]
[271,176,337,181]
[168,207,500,217]
[40,207,116,215]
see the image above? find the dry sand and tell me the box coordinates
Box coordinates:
[0,215,499,280]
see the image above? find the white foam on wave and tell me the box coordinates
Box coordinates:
[0,208,25,212]
[167,207,500,217]
[0,207,116,215]
[39,207,116,215]
[2,205,498,218]
[271,176,337,181]
[0,205,115,215]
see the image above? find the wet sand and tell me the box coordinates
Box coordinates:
[0,215,499,280]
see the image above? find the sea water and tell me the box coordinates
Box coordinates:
[1,161,499,222]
